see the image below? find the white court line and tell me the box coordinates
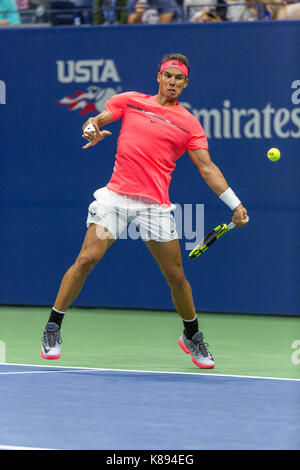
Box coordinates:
[0,369,86,376]
[1,362,300,381]
[0,445,56,450]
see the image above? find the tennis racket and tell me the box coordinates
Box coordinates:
[189,217,249,259]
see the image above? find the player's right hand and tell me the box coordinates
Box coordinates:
[232,204,248,227]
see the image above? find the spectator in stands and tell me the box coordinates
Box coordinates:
[242,0,268,19]
[243,0,300,20]
[183,0,249,22]
[71,0,93,22]
[28,0,49,23]
[15,0,28,8]
[183,0,292,22]
[193,8,222,21]
[15,0,37,23]
[94,0,128,24]
[225,0,253,20]
[130,0,159,22]
[197,0,297,22]
[277,1,300,19]
[0,0,21,24]
[184,0,220,21]
[50,0,93,24]
[127,0,178,24]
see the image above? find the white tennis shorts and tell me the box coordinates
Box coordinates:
[86,187,178,242]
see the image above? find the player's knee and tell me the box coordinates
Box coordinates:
[166,269,187,289]
[74,253,98,276]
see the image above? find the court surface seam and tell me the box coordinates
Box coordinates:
[1,362,299,381]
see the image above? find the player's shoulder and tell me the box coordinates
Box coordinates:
[178,103,203,127]
[108,91,152,107]
[126,91,154,103]
[112,91,150,100]
[177,102,195,118]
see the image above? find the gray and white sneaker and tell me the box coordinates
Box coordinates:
[178,331,215,369]
[41,322,62,360]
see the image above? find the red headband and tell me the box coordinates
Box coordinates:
[160,60,189,78]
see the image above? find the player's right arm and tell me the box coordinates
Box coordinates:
[82,109,114,150]
[188,148,248,227]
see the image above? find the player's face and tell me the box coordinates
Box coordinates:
[157,68,188,101]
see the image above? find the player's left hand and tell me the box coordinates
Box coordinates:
[81,117,112,149]
[232,204,248,227]
[82,129,112,149]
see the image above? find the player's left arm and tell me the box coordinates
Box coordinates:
[188,148,248,226]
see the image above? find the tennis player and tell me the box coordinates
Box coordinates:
[41,53,248,369]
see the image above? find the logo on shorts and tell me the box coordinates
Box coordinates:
[89,210,96,217]
[56,60,122,116]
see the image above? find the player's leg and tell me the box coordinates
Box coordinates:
[145,239,196,321]
[41,224,115,359]
[145,239,215,369]
[53,224,115,312]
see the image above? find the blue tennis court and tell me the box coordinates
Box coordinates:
[0,364,299,450]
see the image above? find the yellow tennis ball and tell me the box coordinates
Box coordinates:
[267,148,281,161]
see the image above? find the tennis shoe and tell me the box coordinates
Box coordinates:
[178,331,215,369]
[41,322,62,360]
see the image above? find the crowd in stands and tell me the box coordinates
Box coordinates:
[0,0,300,25]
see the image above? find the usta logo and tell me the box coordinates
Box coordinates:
[56,59,122,115]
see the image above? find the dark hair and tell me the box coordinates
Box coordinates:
[159,53,190,75]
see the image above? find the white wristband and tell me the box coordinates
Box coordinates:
[219,187,241,210]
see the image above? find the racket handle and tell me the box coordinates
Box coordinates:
[228,216,249,230]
